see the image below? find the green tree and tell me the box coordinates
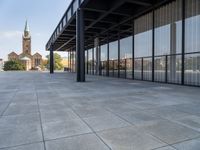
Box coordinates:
[46,53,64,70]
[4,60,25,71]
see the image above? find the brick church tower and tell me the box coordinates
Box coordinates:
[22,20,31,55]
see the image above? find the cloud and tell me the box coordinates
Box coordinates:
[0,31,22,39]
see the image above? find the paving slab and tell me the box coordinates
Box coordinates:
[97,126,166,150]
[0,72,200,150]
[0,123,43,149]
[1,142,44,150]
[3,103,39,116]
[43,119,92,140]
[45,133,109,150]
[140,120,200,144]
[84,114,131,132]
[41,109,79,123]
[172,138,200,150]
[154,146,176,150]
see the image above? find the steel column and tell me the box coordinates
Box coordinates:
[87,49,88,74]
[92,48,94,75]
[142,58,144,80]
[50,45,54,74]
[132,20,135,80]
[152,10,155,82]
[118,30,120,78]
[107,35,109,77]
[165,55,168,83]
[76,8,85,82]
[181,0,185,85]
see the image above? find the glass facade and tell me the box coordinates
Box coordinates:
[67,0,200,87]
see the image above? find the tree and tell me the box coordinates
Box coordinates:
[46,53,64,70]
[4,60,25,71]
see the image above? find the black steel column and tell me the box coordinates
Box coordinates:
[152,10,155,82]
[76,8,85,82]
[107,35,109,77]
[142,58,144,80]
[70,50,71,72]
[50,45,54,74]
[125,59,127,79]
[132,20,135,80]
[92,48,94,75]
[165,55,168,83]
[181,0,185,85]
[118,31,120,78]
[87,49,88,74]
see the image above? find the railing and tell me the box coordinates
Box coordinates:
[46,0,83,50]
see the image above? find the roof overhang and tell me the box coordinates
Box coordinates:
[46,0,175,52]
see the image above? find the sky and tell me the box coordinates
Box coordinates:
[0,0,71,60]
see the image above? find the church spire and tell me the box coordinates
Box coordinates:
[24,20,30,38]
[24,20,29,32]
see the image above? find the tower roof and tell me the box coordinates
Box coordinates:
[24,20,29,32]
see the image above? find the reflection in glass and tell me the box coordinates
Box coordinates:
[109,41,118,77]
[134,12,152,80]
[154,0,182,84]
[120,36,132,79]
[100,44,107,76]
[88,49,93,74]
[184,0,200,85]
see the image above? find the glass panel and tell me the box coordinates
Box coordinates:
[155,0,182,84]
[63,17,66,27]
[60,23,62,32]
[154,56,166,82]
[185,53,200,86]
[126,58,133,79]
[71,51,76,72]
[120,36,132,78]
[185,0,200,53]
[134,58,142,80]
[119,59,126,78]
[67,8,71,21]
[143,57,152,80]
[109,60,114,77]
[101,61,107,76]
[184,0,200,86]
[101,44,107,76]
[114,60,118,77]
[134,12,152,80]
[73,0,79,13]
[109,41,118,77]
[101,44,107,61]
[88,49,93,74]
[167,54,182,83]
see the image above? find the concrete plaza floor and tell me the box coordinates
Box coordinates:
[0,72,200,150]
